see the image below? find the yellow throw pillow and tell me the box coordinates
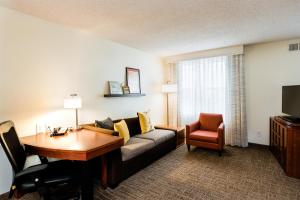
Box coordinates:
[114,120,130,144]
[137,111,153,134]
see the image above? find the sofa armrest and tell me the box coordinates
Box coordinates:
[154,125,177,132]
[106,149,122,188]
[186,121,200,138]
[81,123,118,135]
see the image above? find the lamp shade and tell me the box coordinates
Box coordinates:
[64,94,82,109]
[162,83,177,93]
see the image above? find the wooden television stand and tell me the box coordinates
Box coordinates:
[270,116,300,179]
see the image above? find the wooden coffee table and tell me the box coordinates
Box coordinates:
[154,125,185,147]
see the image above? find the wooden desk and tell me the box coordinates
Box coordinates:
[20,129,123,199]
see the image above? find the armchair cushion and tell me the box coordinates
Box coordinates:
[199,113,223,131]
[189,130,218,143]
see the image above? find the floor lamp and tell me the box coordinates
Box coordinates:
[64,94,82,130]
[162,83,177,126]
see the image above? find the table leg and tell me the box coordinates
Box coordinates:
[101,155,107,189]
[80,161,93,200]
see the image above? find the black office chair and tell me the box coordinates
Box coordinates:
[0,121,80,199]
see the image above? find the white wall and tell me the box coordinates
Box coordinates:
[0,6,165,194]
[245,38,300,145]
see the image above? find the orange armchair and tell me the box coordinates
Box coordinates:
[186,113,225,156]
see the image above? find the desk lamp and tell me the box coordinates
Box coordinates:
[64,94,82,130]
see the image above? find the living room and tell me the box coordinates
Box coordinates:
[0,1,300,199]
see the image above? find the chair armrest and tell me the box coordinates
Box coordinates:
[14,164,48,184]
[217,123,225,139]
[12,164,48,195]
[186,121,200,138]
[15,164,48,181]
[218,122,224,131]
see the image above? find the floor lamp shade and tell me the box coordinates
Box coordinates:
[64,94,82,129]
[162,84,177,93]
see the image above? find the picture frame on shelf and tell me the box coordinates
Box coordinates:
[108,81,123,95]
[126,67,141,94]
[122,86,130,94]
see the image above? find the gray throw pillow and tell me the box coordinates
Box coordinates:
[95,117,114,130]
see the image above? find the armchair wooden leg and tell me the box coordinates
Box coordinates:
[218,150,222,157]
[187,144,190,151]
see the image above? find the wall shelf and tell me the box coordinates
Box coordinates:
[104,93,146,97]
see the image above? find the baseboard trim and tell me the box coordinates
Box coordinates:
[248,142,269,149]
[0,192,9,199]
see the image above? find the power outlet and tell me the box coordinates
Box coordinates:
[36,124,46,134]
[289,43,299,51]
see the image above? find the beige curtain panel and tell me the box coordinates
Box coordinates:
[225,54,248,147]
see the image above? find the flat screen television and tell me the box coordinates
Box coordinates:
[282,85,300,121]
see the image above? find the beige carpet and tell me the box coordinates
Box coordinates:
[2,145,300,200]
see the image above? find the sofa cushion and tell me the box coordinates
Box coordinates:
[121,137,155,161]
[114,120,130,144]
[137,111,153,134]
[114,117,141,137]
[189,130,218,143]
[95,117,114,130]
[135,129,175,145]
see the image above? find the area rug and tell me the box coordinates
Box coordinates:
[2,145,300,200]
[94,145,300,200]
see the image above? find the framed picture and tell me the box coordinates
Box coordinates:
[126,67,141,94]
[122,86,130,94]
[108,81,123,95]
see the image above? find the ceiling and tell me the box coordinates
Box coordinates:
[1,0,300,56]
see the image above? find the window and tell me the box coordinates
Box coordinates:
[177,56,227,125]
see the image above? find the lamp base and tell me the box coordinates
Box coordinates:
[70,126,83,132]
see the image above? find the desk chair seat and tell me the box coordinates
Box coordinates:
[0,121,80,199]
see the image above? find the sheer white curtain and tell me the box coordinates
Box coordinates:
[177,56,227,126]
[177,54,247,147]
